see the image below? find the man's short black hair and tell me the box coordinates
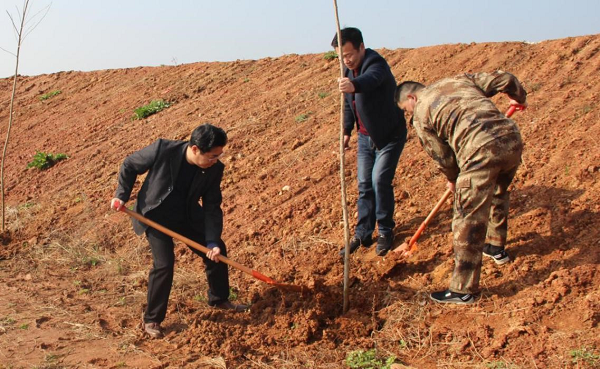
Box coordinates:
[331,27,363,50]
[189,123,227,153]
[395,81,426,104]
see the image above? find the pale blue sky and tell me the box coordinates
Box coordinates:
[1,0,599,78]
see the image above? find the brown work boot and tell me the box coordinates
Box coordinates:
[143,322,163,338]
[214,301,249,312]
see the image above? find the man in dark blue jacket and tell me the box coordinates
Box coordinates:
[111,124,248,338]
[333,27,407,257]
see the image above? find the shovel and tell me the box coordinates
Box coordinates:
[393,188,452,257]
[118,207,308,293]
[394,104,524,258]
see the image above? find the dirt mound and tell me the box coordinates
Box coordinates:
[0,34,599,368]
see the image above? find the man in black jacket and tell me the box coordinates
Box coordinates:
[111,123,248,338]
[333,27,407,257]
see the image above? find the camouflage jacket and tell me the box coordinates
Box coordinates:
[412,71,527,181]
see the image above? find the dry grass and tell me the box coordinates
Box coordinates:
[4,202,40,234]
[237,349,344,369]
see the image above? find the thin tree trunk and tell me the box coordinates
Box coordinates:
[332,0,351,314]
[1,1,28,233]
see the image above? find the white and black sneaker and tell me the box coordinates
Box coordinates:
[483,244,510,265]
[430,289,476,305]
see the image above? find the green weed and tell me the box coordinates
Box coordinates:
[1,317,16,325]
[295,113,310,123]
[84,257,100,267]
[229,288,238,301]
[194,294,207,303]
[27,151,68,170]
[19,323,29,330]
[345,349,395,369]
[116,297,127,306]
[318,92,330,99]
[39,90,61,101]
[323,51,338,61]
[44,354,59,362]
[19,202,36,209]
[132,99,170,120]
[570,346,600,367]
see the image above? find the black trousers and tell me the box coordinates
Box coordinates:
[143,224,230,323]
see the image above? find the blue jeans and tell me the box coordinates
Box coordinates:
[355,133,404,240]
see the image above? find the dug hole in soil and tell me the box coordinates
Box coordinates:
[0,34,599,368]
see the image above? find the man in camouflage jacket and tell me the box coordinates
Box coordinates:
[396,71,527,304]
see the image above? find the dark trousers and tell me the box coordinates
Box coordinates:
[143,225,230,323]
[355,133,404,239]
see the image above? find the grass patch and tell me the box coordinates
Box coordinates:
[318,92,330,99]
[345,349,395,369]
[39,90,61,101]
[295,112,311,123]
[27,151,68,170]
[323,51,338,61]
[570,346,600,367]
[132,99,170,120]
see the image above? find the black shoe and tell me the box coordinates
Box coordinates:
[144,322,163,338]
[339,236,372,257]
[214,301,250,312]
[430,289,476,305]
[483,244,510,265]
[375,234,394,256]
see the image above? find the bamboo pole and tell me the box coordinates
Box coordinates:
[332,0,351,314]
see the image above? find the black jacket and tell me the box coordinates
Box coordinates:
[114,139,224,243]
[343,48,406,149]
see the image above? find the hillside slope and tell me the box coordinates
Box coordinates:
[0,34,599,368]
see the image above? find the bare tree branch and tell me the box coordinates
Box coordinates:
[23,3,51,41]
[0,46,17,57]
[7,11,19,37]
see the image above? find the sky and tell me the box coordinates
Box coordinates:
[1,0,599,78]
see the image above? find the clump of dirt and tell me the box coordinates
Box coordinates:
[0,34,599,368]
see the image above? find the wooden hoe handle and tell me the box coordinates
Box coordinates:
[119,207,254,275]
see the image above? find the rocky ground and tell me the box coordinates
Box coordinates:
[0,34,599,368]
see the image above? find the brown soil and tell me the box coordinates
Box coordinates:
[0,34,599,368]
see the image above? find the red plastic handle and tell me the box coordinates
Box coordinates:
[506,104,526,118]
